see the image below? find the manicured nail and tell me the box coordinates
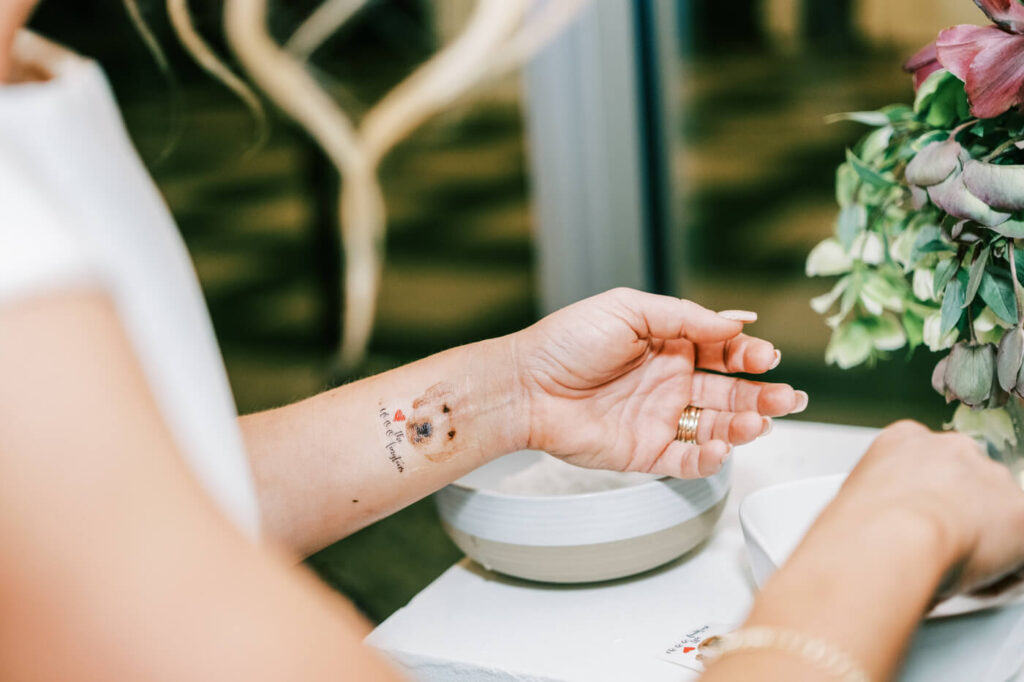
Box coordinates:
[793,391,809,414]
[761,417,773,436]
[717,309,758,323]
[769,349,782,370]
[716,449,732,473]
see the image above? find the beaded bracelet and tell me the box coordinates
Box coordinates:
[698,626,871,682]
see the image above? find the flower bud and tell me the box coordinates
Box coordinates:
[997,325,1024,392]
[805,238,852,277]
[905,139,961,187]
[942,342,996,407]
[931,354,949,396]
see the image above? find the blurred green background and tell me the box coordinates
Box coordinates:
[29,0,982,623]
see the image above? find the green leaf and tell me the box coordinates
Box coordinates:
[941,278,966,335]
[918,71,970,128]
[933,257,959,298]
[825,111,891,126]
[978,272,1019,325]
[865,314,907,351]
[963,245,990,308]
[845,149,893,190]
[859,126,895,162]
[881,104,913,122]
[838,273,862,319]
[837,204,867,249]
[948,403,1016,450]
[911,224,942,263]
[990,219,1024,239]
[825,320,874,369]
[914,69,950,113]
[835,163,858,207]
[903,309,924,351]
[912,130,951,151]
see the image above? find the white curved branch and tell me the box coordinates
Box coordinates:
[225,0,383,372]
[167,0,269,150]
[360,0,525,166]
[285,0,370,59]
[223,0,589,372]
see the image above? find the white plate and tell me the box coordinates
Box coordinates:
[739,473,1024,619]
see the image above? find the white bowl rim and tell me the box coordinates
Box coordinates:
[445,470,690,501]
[436,460,732,546]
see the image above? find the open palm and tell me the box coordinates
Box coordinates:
[513,289,806,478]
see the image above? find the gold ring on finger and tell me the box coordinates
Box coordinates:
[676,405,702,444]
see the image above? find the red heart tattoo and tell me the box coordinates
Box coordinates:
[394,410,406,421]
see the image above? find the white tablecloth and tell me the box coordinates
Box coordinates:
[367,420,1024,681]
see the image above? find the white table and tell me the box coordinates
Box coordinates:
[367,421,1024,681]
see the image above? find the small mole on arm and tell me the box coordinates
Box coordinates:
[352,499,359,504]
[442,404,450,413]
[448,430,456,440]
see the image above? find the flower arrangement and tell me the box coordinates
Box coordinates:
[807,0,1024,451]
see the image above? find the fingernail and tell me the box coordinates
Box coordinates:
[793,390,809,414]
[717,309,758,323]
[769,349,782,370]
[761,417,773,436]
[716,449,732,473]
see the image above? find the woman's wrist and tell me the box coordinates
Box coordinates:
[730,502,956,682]
[461,334,531,460]
[818,491,966,582]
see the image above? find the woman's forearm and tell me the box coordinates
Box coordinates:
[702,506,952,681]
[240,335,527,555]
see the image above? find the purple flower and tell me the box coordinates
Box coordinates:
[905,0,1024,118]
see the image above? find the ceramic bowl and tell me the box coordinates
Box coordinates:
[739,473,1024,618]
[434,450,731,583]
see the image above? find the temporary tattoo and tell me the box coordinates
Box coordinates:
[407,382,458,463]
[377,406,407,472]
[377,382,462,470]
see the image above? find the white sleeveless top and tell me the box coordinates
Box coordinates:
[0,32,261,536]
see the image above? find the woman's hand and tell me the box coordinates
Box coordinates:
[511,288,807,478]
[823,420,1024,595]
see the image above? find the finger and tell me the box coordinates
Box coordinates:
[695,408,767,446]
[604,288,748,344]
[967,565,1024,597]
[695,333,780,374]
[691,373,808,416]
[652,438,731,478]
[872,419,931,448]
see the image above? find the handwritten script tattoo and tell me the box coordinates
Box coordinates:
[378,407,406,472]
